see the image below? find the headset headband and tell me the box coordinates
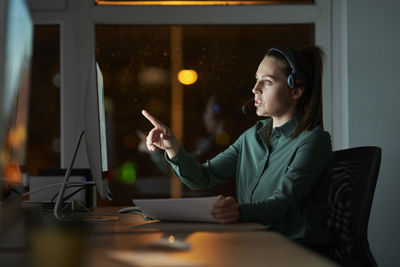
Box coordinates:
[267,47,305,89]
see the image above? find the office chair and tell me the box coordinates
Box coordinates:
[325,146,381,267]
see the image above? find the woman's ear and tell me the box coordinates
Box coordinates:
[292,86,304,100]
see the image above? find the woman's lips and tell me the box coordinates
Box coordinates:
[254,99,262,107]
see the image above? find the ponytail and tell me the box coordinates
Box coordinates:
[292,46,324,138]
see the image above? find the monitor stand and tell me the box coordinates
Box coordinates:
[53,130,118,222]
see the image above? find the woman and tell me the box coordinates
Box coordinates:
[142,46,332,243]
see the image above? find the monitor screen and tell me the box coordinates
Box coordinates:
[96,63,108,174]
[84,58,109,200]
[0,0,33,200]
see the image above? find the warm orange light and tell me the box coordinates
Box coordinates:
[168,235,175,244]
[7,125,27,148]
[4,164,22,184]
[0,150,9,165]
[177,69,198,85]
[95,0,303,6]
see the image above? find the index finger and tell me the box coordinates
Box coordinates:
[142,110,164,128]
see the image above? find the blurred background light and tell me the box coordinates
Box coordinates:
[177,69,198,85]
[115,160,137,184]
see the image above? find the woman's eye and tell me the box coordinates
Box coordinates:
[264,80,272,86]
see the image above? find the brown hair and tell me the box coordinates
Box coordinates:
[265,46,324,138]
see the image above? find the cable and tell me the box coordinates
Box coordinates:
[61,201,72,211]
[58,186,92,212]
[23,181,95,197]
[50,184,87,204]
[63,186,87,203]
[50,184,88,204]
[11,187,22,196]
[71,200,91,212]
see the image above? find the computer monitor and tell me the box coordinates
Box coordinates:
[0,0,33,234]
[84,61,109,200]
[53,57,117,221]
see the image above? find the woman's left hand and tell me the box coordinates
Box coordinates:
[211,195,240,224]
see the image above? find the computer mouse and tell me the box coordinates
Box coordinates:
[118,206,142,214]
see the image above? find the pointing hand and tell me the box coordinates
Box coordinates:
[141,110,181,158]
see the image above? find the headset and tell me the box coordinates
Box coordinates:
[267,47,306,89]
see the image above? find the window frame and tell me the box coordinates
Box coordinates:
[94,0,315,6]
[31,0,348,169]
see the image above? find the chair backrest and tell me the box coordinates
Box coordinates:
[326,146,381,267]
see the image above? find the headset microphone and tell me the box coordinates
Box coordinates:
[241,97,254,114]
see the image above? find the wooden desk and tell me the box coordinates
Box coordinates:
[19,206,338,267]
[74,207,338,267]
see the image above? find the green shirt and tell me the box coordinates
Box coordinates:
[166,117,332,242]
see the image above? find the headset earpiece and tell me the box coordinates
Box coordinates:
[288,71,306,89]
[267,47,305,89]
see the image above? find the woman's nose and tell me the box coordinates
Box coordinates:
[252,82,260,95]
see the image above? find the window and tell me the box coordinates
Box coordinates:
[27,26,60,176]
[96,24,314,203]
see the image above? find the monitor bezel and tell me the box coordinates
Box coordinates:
[84,57,109,200]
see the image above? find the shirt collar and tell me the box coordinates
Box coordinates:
[273,116,298,138]
[257,116,299,139]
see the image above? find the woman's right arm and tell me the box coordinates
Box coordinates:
[142,109,242,190]
[165,136,242,190]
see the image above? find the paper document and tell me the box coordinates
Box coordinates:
[132,196,218,223]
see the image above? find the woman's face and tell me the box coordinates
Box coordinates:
[252,56,295,117]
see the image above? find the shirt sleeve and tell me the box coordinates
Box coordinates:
[164,133,245,190]
[239,131,332,225]
[149,151,172,175]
